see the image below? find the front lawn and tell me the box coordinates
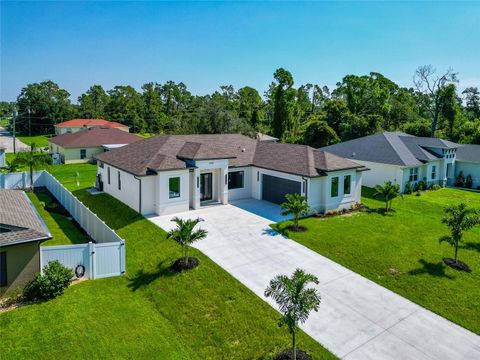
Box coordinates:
[0,166,335,359]
[273,187,480,335]
[28,191,90,246]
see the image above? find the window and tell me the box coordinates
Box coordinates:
[228,171,244,189]
[80,149,86,159]
[99,161,104,169]
[0,252,6,287]
[331,177,339,197]
[118,171,121,190]
[169,177,180,198]
[107,167,111,184]
[431,165,436,180]
[344,175,351,195]
[409,168,418,182]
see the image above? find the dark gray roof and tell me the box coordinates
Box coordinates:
[321,132,459,167]
[96,134,365,177]
[456,145,480,163]
[0,190,51,246]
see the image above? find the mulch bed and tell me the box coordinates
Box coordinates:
[443,258,471,272]
[286,225,307,232]
[171,257,200,272]
[275,349,312,360]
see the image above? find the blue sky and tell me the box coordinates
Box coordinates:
[1,1,479,102]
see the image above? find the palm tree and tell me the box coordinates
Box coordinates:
[265,269,321,360]
[373,181,402,212]
[167,217,208,266]
[440,203,479,265]
[281,193,311,230]
[13,143,51,190]
[1,160,20,173]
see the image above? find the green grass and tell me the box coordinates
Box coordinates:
[17,134,53,148]
[0,165,335,359]
[273,187,480,335]
[27,191,90,246]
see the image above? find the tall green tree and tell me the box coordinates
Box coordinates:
[462,87,480,120]
[106,85,145,133]
[302,113,340,148]
[78,85,109,119]
[265,269,321,360]
[238,86,264,129]
[16,81,73,134]
[141,82,167,133]
[414,65,458,136]
[271,68,295,139]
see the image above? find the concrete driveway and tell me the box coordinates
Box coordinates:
[0,127,29,153]
[148,199,480,359]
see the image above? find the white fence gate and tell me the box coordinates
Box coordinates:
[40,241,125,280]
[1,170,127,280]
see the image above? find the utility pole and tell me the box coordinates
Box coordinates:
[12,107,17,154]
[27,105,31,137]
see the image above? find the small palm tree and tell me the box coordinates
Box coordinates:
[265,269,321,360]
[373,181,402,212]
[167,217,208,267]
[281,193,311,230]
[440,203,479,265]
[1,160,20,173]
[13,143,51,190]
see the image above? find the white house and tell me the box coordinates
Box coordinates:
[94,134,367,216]
[321,132,459,191]
[455,144,480,189]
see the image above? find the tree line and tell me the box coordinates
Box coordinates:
[1,65,479,145]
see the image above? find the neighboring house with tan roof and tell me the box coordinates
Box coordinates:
[48,126,142,164]
[0,190,51,294]
[54,118,129,134]
[95,134,367,216]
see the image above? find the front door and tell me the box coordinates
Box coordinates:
[200,173,213,201]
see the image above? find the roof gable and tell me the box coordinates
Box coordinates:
[49,127,142,148]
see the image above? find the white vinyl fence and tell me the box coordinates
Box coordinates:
[40,242,126,279]
[1,170,126,279]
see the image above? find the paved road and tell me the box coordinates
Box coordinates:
[149,199,480,360]
[0,126,29,153]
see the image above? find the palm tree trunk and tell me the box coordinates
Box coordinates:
[454,242,458,263]
[292,331,296,360]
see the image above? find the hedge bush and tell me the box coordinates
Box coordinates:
[23,260,73,301]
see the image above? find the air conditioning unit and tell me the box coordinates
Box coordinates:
[51,153,62,165]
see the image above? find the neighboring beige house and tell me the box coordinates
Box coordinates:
[54,119,129,134]
[95,134,367,216]
[48,127,142,164]
[0,189,51,295]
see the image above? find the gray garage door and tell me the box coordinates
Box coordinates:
[262,174,301,205]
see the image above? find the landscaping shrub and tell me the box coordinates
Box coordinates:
[455,172,465,187]
[465,175,473,189]
[23,261,73,301]
[431,184,442,191]
[404,182,413,194]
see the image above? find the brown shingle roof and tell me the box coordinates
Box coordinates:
[95,134,364,177]
[49,127,142,148]
[55,119,128,128]
[0,190,51,246]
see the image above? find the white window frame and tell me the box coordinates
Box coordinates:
[409,168,418,182]
[169,176,181,199]
[431,165,436,180]
[344,175,352,195]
